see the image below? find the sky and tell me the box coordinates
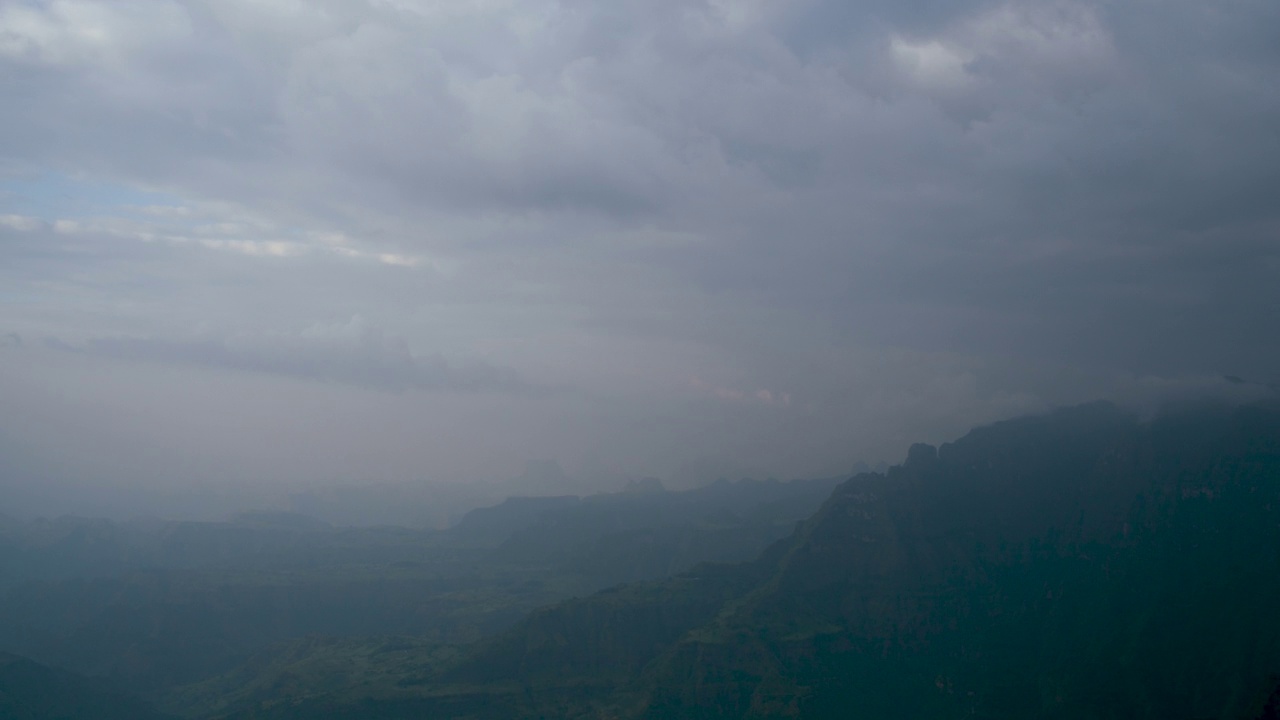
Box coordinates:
[1,0,1277,515]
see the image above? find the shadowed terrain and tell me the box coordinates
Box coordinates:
[3,403,1278,719]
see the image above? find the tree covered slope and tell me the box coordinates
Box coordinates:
[373,401,1280,720]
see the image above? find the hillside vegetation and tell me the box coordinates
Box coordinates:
[3,402,1278,719]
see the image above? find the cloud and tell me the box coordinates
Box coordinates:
[687,376,792,407]
[44,317,533,393]
[0,214,43,231]
[1,0,1278,496]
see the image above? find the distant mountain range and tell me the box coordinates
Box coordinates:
[3,401,1278,719]
[187,400,1280,719]
[0,471,841,710]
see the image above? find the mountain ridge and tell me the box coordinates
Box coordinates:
[33,400,1279,720]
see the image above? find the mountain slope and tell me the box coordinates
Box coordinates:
[156,401,1280,719]
[640,402,1280,719]
[0,651,173,720]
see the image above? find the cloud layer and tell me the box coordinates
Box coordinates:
[44,316,532,392]
[1,0,1278,509]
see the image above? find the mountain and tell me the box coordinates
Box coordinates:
[448,495,582,546]
[228,401,1280,719]
[10,401,1278,719]
[482,476,845,586]
[0,475,839,700]
[0,651,172,720]
[640,401,1280,719]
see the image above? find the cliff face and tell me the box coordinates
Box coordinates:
[180,402,1280,720]
[638,402,1280,719]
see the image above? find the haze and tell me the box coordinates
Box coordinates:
[1,0,1277,519]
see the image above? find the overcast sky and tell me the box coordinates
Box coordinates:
[1,0,1277,511]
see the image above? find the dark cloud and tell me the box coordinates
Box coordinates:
[42,318,533,393]
[0,0,1277,501]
